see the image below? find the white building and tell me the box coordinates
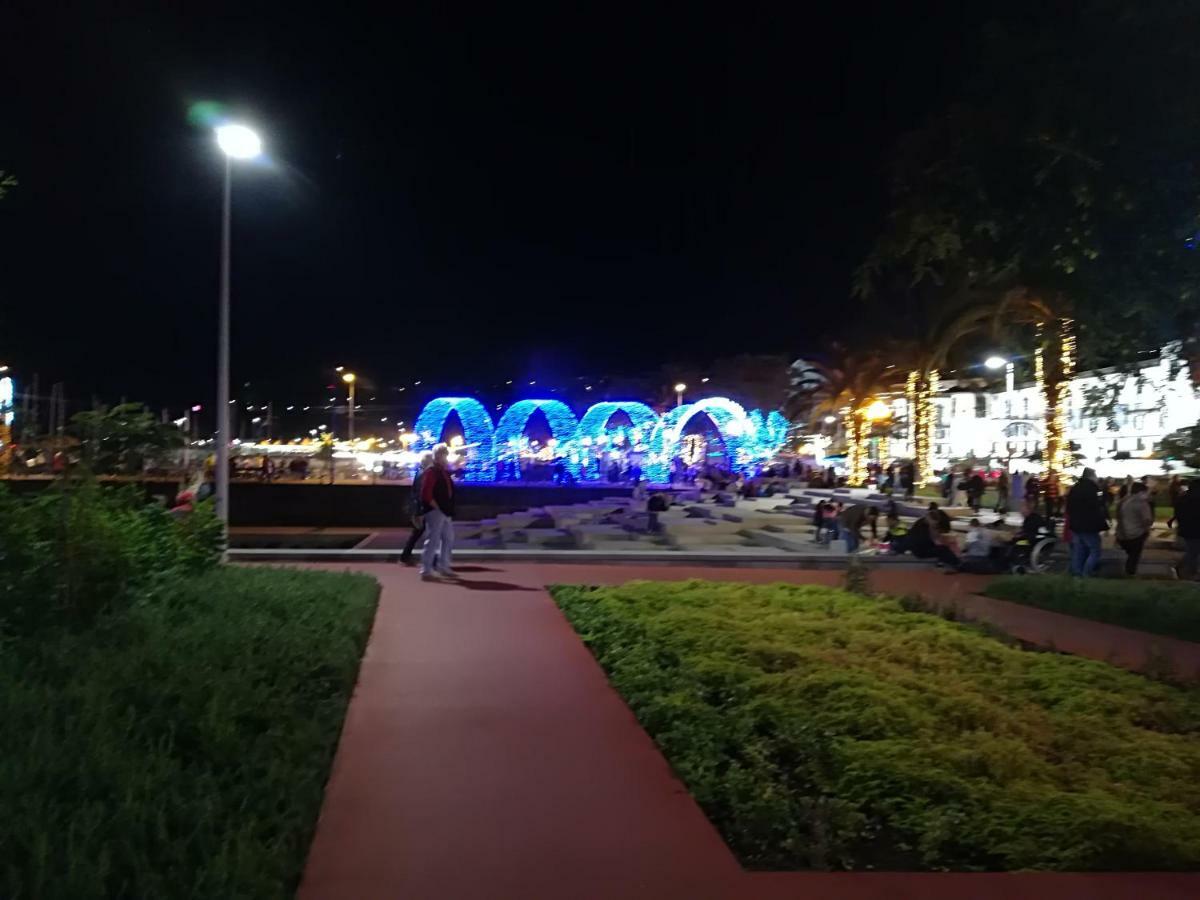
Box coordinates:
[904,347,1200,476]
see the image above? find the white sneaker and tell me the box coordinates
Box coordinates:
[438,569,459,579]
[420,572,441,582]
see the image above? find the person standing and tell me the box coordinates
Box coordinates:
[901,462,915,500]
[968,470,985,513]
[1174,480,1200,578]
[400,453,434,566]
[1167,475,1183,529]
[419,443,457,581]
[1115,482,1154,576]
[995,470,1010,514]
[953,469,968,508]
[1066,467,1108,577]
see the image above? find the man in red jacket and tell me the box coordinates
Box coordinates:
[419,443,457,581]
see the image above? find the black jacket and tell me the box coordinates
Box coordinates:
[1066,478,1108,533]
[1176,490,1200,539]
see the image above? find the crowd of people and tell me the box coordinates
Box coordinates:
[815,464,1200,579]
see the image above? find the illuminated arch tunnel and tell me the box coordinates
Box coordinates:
[494,399,581,480]
[413,395,789,483]
[412,397,496,482]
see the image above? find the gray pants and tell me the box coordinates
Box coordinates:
[420,509,454,575]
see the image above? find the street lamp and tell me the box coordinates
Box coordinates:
[342,372,357,440]
[984,355,1016,402]
[214,122,263,545]
[674,382,687,407]
[864,399,890,421]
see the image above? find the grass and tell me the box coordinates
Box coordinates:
[985,574,1200,643]
[0,565,379,899]
[551,579,1200,871]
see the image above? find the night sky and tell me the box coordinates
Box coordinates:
[3,3,989,422]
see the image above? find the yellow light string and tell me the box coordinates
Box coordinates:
[919,370,939,483]
[906,370,920,476]
[1055,318,1076,473]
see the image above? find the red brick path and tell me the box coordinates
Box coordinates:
[296,563,1200,900]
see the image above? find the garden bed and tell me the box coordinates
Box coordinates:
[550,580,1200,871]
[0,565,378,899]
[985,574,1200,643]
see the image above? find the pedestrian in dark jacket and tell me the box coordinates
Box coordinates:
[967,472,985,512]
[995,471,1010,514]
[1174,481,1200,579]
[1066,468,1108,577]
[400,453,434,566]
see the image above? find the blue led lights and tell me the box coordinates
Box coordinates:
[663,396,759,476]
[576,401,663,481]
[412,397,496,482]
[494,399,581,479]
[412,394,790,483]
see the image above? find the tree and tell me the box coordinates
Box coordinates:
[1159,421,1200,470]
[70,403,184,475]
[788,346,896,484]
[856,3,1200,371]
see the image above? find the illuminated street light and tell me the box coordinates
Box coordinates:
[342,372,357,440]
[823,414,837,424]
[215,124,262,160]
[214,121,264,548]
[865,399,890,421]
[674,382,687,407]
[984,355,1008,370]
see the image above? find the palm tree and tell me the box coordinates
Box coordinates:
[788,345,897,484]
[908,289,1073,477]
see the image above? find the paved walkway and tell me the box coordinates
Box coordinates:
[297,563,1200,900]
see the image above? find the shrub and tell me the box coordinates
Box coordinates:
[551,579,1200,871]
[0,565,379,899]
[0,480,222,634]
[985,574,1200,642]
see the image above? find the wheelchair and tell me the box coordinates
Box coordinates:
[1007,529,1064,575]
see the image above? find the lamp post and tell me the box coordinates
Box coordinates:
[343,372,357,440]
[214,123,262,542]
[674,382,687,408]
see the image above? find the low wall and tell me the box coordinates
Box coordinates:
[1,477,635,527]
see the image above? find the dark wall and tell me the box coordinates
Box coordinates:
[228,482,634,526]
[1,477,635,526]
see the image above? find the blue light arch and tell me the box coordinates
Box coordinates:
[494,399,581,479]
[413,397,496,482]
[765,411,790,452]
[664,397,757,475]
[576,401,663,481]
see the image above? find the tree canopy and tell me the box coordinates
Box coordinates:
[856,2,1200,370]
[70,403,184,475]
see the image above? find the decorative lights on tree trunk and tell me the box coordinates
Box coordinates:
[906,368,937,484]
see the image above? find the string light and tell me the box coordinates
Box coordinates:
[664,397,759,476]
[576,401,663,480]
[412,397,496,482]
[494,399,580,479]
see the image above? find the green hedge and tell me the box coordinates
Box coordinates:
[0,566,379,899]
[0,480,223,634]
[986,574,1200,642]
[551,580,1200,871]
